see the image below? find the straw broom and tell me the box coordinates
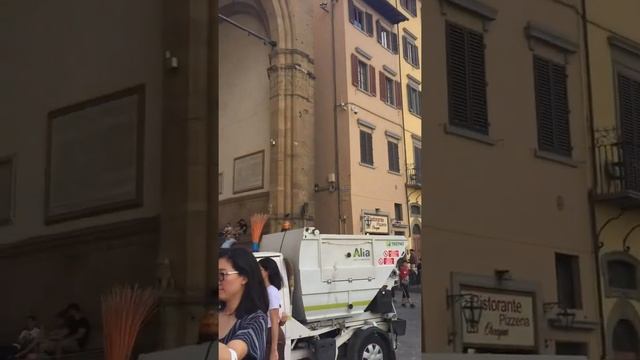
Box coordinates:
[250,213,269,251]
[102,285,158,360]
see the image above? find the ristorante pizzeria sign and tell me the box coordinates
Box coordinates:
[461,287,536,348]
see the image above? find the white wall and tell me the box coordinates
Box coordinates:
[218,13,271,200]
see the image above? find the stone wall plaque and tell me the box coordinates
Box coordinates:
[233,151,264,194]
[45,85,145,224]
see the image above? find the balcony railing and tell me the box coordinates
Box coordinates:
[407,164,422,188]
[594,128,640,208]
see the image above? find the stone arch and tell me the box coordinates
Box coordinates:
[218,1,271,39]
[217,0,315,232]
[607,299,640,358]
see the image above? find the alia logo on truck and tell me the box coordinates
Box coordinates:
[353,248,371,258]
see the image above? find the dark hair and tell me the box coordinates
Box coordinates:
[258,257,283,290]
[27,315,37,322]
[219,248,268,319]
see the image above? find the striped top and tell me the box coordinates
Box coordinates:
[220,311,268,360]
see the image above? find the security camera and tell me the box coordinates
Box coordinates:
[351,105,359,114]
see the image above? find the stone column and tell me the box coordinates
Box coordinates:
[267,48,315,230]
[157,0,212,348]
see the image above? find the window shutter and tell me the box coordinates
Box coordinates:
[351,54,359,87]
[447,22,487,134]
[403,36,409,60]
[618,74,640,191]
[413,44,420,67]
[467,30,488,134]
[380,71,386,101]
[446,22,469,129]
[360,131,366,163]
[365,13,373,36]
[388,141,393,171]
[534,56,554,152]
[395,81,403,109]
[369,65,376,96]
[348,0,355,24]
[376,20,381,44]
[367,132,374,164]
[534,56,571,156]
[391,33,399,54]
[551,62,571,156]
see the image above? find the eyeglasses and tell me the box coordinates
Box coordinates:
[218,271,240,281]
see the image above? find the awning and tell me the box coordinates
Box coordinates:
[362,0,409,24]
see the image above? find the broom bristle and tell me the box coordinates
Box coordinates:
[102,284,158,360]
[250,213,269,243]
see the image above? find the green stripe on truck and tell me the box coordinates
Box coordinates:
[304,300,371,312]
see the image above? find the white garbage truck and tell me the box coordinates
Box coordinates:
[256,227,408,360]
[139,227,407,360]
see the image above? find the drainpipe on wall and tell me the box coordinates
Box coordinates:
[393,0,414,241]
[331,0,343,234]
[581,0,607,358]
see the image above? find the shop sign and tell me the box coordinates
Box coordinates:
[461,287,536,349]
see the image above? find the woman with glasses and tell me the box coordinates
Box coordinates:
[258,258,285,360]
[219,248,268,360]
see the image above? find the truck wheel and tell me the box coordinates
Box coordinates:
[354,333,390,360]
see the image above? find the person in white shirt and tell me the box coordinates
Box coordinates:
[258,257,285,360]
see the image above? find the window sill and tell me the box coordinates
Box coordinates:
[382,45,397,56]
[383,101,401,110]
[387,170,402,176]
[408,110,422,119]
[444,124,497,146]
[352,24,371,38]
[355,87,374,97]
[534,149,578,168]
[404,60,420,70]
[359,162,376,169]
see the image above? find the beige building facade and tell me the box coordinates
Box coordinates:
[585,0,640,359]
[422,0,601,357]
[313,0,413,238]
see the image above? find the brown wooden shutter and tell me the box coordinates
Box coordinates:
[413,44,420,67]
[551,62,571,156]
[446,22,488,134]
[467,29,488,134]
[446,22,469,128]
[379,71,386,101]
[376,20,381,44]
[369,65,376,95]
[618,74,640,191]
[533,55,571,156]
[395,81,403,109]
[351,54,359,87]
[365,13,373,36]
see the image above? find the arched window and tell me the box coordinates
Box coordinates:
[412,224,421,235]
[609,260,638,290]
[613,319,639,360]
[410,204,421,216]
